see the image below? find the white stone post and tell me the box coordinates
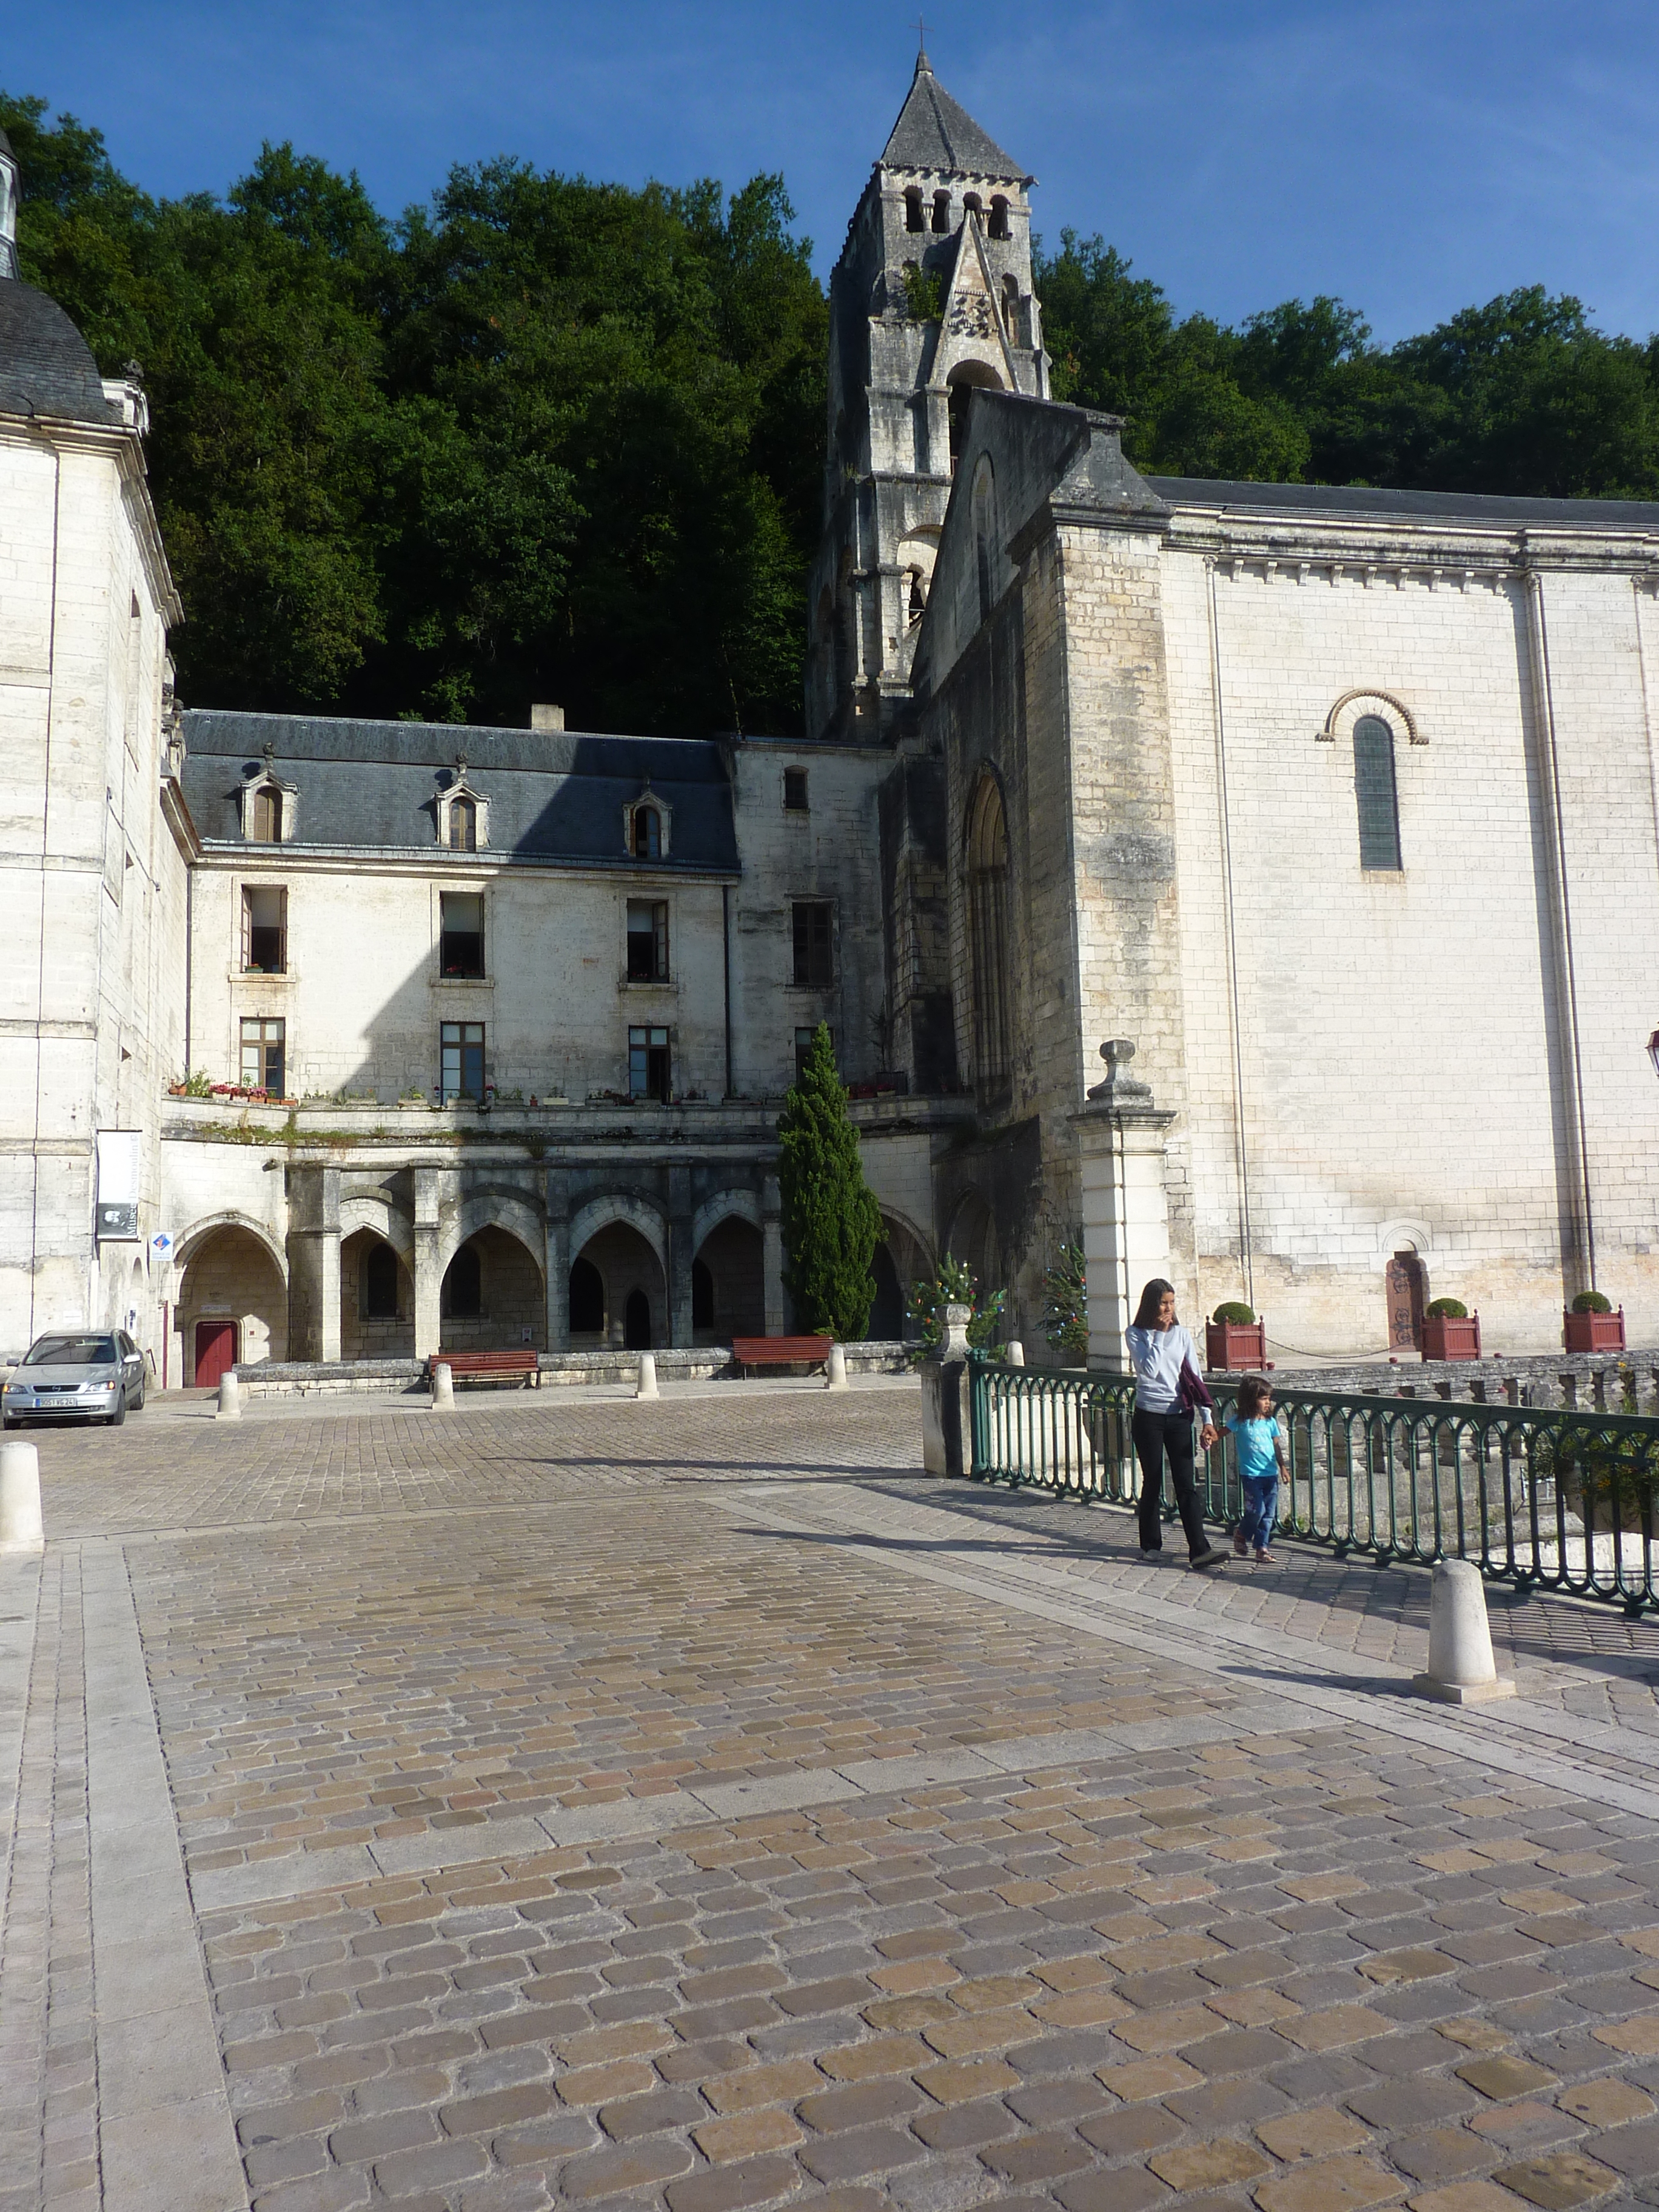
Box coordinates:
[0,1441,44,1553]
[1007,1341,1025,1366]
[636,1351,659,1399]
[1070,1041,1176,1369]
[826,1344,848,1391]
[430,1361,454,1411]
[1412,1559,1516,1703]
[216,1369,241,1421]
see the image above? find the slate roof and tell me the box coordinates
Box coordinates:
[181,711,740,873]
[882,55,1027,180]
[0,280,114,425]
[1147,475,1659,532]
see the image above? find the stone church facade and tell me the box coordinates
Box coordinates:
[5,62,1659,1379]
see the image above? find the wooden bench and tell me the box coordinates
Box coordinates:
[429,1350,541,1389]
[731,1335,834,1377]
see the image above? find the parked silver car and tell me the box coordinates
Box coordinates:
[2,1332,147,1429]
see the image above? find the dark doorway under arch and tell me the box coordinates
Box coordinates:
[441,1242,482,1320]
[624,1287,652,1350]
[569,1256,604,1336]
[692,1259,714,1331]
[868,1243,904,1341]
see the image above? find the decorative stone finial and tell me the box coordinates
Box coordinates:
[1087,1037,1153,1105]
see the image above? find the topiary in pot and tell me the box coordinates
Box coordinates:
[1426,1297,1467,1319]
[1564,1287,1623,1351]
[1205,1299,1265,1371]
[1572,1290,1612,1314]
[1421,1296,1480,1359]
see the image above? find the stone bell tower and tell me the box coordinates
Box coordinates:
[805,49,1048,740]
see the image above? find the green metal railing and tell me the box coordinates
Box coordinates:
[968,1355,1659,1617]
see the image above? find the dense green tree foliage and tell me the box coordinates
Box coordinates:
[777,1024,881,1341]
[1038,229,1659,499]
[7,90,1659,732]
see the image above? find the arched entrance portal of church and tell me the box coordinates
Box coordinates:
[439,1227,546,1353]
[691,1216,765,1346]
[1386,1250,1427,1352]
[569,1222,666,1351]
[341,1230,415,1360]
[176,1224,287,1385]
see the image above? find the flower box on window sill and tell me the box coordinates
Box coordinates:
[1564,1306,1624,1353]
[1421,1312,1481,1361]
[1205,1319,1267,1370]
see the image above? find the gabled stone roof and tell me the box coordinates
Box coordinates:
[0,280,115,426]
[881,54,1027,181]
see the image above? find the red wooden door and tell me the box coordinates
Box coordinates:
[1385,1253,1425,1351]
[194,1320,237,1388]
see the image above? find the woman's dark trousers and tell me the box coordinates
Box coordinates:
[1131,1408,1209,1556]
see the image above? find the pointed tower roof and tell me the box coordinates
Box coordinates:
[881,51,1028,180]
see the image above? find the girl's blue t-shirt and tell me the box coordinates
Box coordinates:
[1224,1410,1281,1481]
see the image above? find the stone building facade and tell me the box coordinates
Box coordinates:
[7,65,1659,1376]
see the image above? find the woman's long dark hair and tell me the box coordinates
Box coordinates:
[1133,1278,1176,1330]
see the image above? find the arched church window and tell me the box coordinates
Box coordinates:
[251,786,282,843]
[989,195,1011,240]
[1002,273,1021,336]
[931,190,951,233]
[963,192,983,221]
[632,805,662,860]
[947,364,1002,471]
[1353,714,1402,871]
[907,567,926,623]
[449,794,477,853]
[904,186,924,233]
[967,774,1012,1091]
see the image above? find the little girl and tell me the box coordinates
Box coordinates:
[1225,1376,1287,1563]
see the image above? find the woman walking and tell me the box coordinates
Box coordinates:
[1125,1278,1229,1570]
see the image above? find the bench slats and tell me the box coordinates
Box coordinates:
[731,1336,834,1374]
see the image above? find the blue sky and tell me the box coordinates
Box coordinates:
[8,1,1659,345]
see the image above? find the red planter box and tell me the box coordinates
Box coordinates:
[1205,1318,1267,1370]
[1563,1306,1624,1353]
[1421,1311,1481,1361]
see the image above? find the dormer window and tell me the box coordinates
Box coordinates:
[625,789,671,861]
[241,761,295,844]
[435,769,488,853]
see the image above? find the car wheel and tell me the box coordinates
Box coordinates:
[133,1382,146,1412]
[109,1392,126,1428]
[2,1416,16,1431]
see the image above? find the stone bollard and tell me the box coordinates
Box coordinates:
[636,1352,659,1400]
[431,1361,454,1411]
[0,1441,45,1554]
[920,1303,973,1477]
[1412,1558,1515,1703]
[1007,1341,1025,1367]
[216,1369,241,1421]
[826,1344,848,1392]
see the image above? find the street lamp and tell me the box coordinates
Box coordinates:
[1649,1028,1659,1082]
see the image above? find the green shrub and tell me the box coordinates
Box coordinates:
[907,1255,1006,1361]
[1572,1289,1613,1314]
[1426,1296,1467,1319]
[1042,1241,1088,1361]
[777,1022,881,1339]
[1212,1301,1256,1326]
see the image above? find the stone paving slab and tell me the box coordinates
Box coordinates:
[10,1390,1659,2210]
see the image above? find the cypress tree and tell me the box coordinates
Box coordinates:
[777,1022,881,1338]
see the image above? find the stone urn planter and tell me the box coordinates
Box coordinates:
[1205,1307,1267,1370]
[1563,1304,1624,1353]
[1421,1308,1481,1361]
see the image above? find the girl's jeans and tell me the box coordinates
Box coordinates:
[1239,1473,1278,1552]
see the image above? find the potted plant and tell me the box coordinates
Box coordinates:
[1421,1296,1481,1361]
[1564,1289,1625,1353]
[1205,1301,1267,1370]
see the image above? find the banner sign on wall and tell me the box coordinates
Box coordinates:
[95,1130,141,1241]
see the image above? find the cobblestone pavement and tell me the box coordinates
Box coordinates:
[7,1387,1659,2211]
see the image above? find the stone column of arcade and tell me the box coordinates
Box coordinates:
[286,1164,343,1362]
[668,1164,694,1349]
[762,1173,786,1337]
[412,1167,444,1362]
[544,1166,571,1353]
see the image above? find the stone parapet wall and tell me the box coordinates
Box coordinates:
[227,1342,915,1398]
